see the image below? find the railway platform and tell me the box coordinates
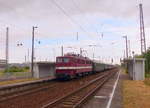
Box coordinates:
[0,76,55,89]
[82,69,129,108]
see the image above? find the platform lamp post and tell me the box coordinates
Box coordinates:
[31,26,38,77]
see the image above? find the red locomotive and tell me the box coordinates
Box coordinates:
[56,53,92,79]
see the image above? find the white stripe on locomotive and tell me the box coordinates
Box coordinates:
[56,66,92,70]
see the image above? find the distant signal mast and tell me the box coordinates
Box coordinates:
[139,3,146,54]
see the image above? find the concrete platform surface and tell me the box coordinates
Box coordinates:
[82,70,129,108]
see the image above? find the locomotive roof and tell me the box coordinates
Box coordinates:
[57,54,91,61]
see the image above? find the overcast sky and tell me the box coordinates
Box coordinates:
[0,0,150,64]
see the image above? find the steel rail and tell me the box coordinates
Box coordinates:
[0,81,57,102]
[42,70,116,108]
[74,71,116,108]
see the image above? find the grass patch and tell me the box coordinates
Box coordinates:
[144,78,150,86]
[121,69,127,75]
[0,71,5,77]
[0,71,31,77]
[145,73,150,78]
[0,78,38,86]
[12,72,31,77]
[4,66,30,73]
[123,80,150,108]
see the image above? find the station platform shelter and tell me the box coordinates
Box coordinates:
[123,58,145,80]
[33,62,55,78]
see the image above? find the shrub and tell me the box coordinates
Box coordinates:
[24,66,29,70]
[5,66,24,73]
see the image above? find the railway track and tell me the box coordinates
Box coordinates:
[42,70,116,108]
[0,68,118,108]
[0,80,57,102]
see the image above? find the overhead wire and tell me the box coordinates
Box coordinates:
[70,0,131,39]
[71,0,100,36]
[50,0,93,38]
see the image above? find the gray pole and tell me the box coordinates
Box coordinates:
[31,26,37,77]
[80,48,82,55]
[123,36,128,58]
[77,32,78,41]
[123,50,125,59]
[25,55,26,63]
[61,46,63,56]
[6,27,9,72]
[93,53,94,61]
[125,36,128,58]
[128,40,131,57]
[28,48,29,63]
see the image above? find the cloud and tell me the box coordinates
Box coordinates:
[0,0,149,64]
[0,0,149,19]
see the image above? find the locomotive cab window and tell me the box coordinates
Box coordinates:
[57,58,63,63]
[63,58,69,63]
[57,58,69,63]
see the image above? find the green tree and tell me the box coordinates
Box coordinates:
[136,47,150,75]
